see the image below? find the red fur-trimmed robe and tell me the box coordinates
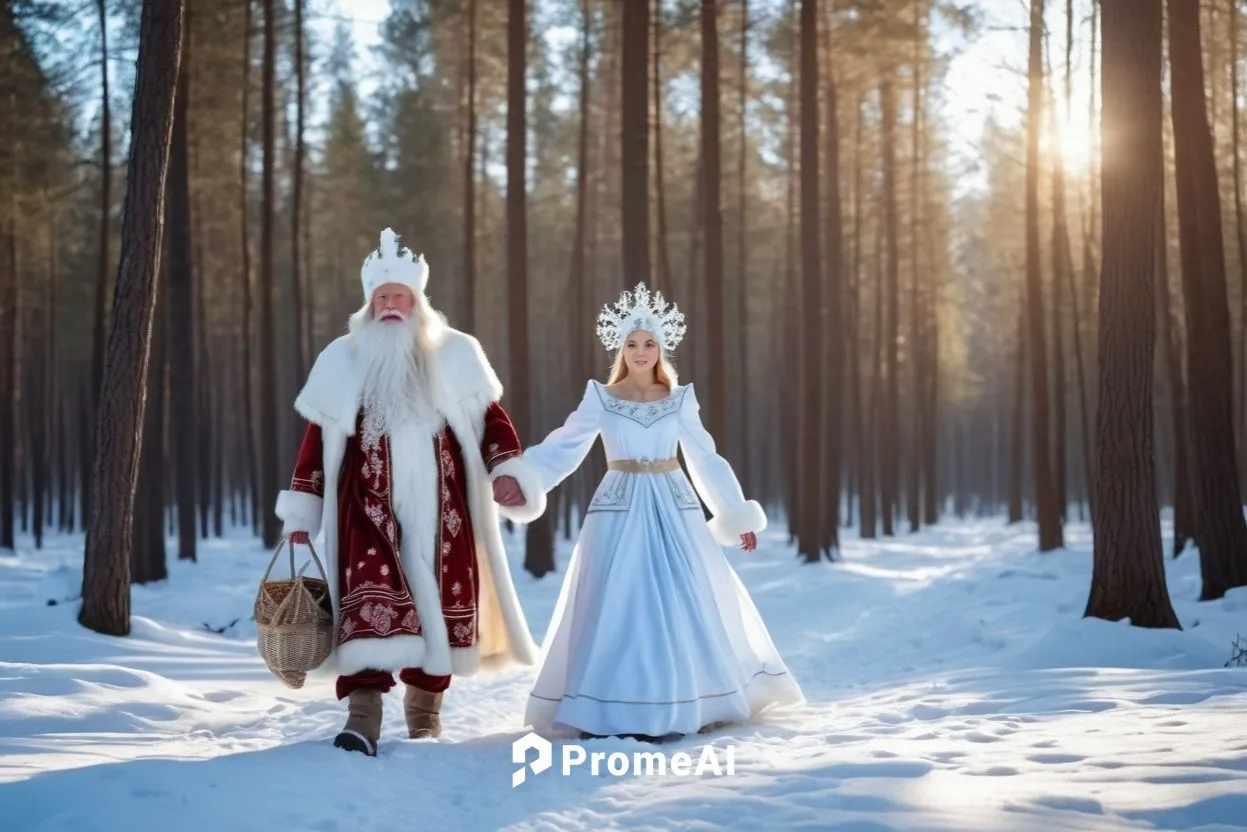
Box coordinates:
[275,325,545,680]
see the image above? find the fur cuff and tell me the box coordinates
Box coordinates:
[707,500,767,548]
[489,455,548,524]
[275,489,324,538]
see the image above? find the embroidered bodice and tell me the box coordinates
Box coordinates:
[523,379,753,523]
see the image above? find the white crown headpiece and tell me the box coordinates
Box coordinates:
[360,227,429,302]
[596,282,687,352]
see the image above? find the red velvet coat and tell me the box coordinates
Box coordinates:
[274,326,545,679]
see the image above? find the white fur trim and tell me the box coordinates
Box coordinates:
[707,500,767,548]
[336,633,430,678]
[489,456,547,525]
[275,489,324,538]
[293,326,539,680]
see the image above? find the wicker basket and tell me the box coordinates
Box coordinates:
[254,539,334,689]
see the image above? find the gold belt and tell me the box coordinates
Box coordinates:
[607,457,681,474]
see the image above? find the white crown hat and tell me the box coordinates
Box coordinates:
[360,228,429,302]
[596,282,687,352]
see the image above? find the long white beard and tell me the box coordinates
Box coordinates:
[353,315,438,447]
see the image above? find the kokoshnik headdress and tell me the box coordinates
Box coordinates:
[596,282,687,352]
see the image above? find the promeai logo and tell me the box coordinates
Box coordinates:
[510,732,736,787]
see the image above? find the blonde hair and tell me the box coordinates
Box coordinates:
[606,341,680,389]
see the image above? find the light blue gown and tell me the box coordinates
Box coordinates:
[521,379,804,738]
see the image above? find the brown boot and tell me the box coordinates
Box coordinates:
[333,688,383,757]
[404,685,443,739]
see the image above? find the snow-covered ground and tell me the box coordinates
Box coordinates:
[0,516,1245,831]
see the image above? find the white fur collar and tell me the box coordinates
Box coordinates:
[295,326,504,435]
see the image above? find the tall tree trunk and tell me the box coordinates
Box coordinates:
[796,0,823,561]
[653,0,671,291]
[1008,293,1026,524]
[291,0,307,381]
[737,0,750,494]
[507,0,548,577]
[863,200,883,540]
[239,0,257,536]
[133,253,167,585]
[167,17,196,562]
[462,0,477,330]
[79,0,184,636]
[880,76,899,536]
[908,11,924,534]
[1157,175,1195,558]
[1049,80,1071,524]
[700,0,727,447]
[849,93,865,534]
[1232,0,1247,494]
[1067,0,1095,530]
[621,0,650,287]
[87,0,114,532]
[258,0,280,548]
[1168,0,1247,600]
[0,214,12,551]
[570,0,591,393]
[1025,0,1063,551]
[1085,0,1179,628]
[820,3,843,555]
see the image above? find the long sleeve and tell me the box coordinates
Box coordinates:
[481,400,549,524]
[521,379,602,492]
[677,384,767,547]
[275,421,326,537]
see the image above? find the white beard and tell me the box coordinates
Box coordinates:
[353,314,438,447]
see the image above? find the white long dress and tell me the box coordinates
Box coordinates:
[521,379,804,738]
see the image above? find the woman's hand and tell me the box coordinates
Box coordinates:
[288,530,310,545]
[740,532,757,552]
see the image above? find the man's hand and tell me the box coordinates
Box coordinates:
[289,530,311,545]
[492,475,526,507]
[739,532,757,552]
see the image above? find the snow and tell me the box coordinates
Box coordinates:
[1,518,1245,831]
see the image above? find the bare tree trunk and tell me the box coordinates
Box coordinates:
[1232,0,1247,494]
[737,0,750,494]
[1049,79,1071,524]
[653,0,671,291]
[79,0,184,636]
[1025,0,1063,551]
[796,0,823,561]
[1008,294,1026,524]
[239,0,257,536]
[0,213,12,551]
[622,0,650,287]
[291,0,308,380]
[1085,0,1179,628]
[1168,0,1247,600]
[166,18,197,561]
[862,200,883,540]
[258,0,280,548]
[133,253,167,585]
[820,2,843,555]
[880,76,899,536]
[506,0,549,577]
[1157,176,1194,557]
[462,0,477,330]
[908,11,924,534]
[87,0,114,532]
[849,93,865,534]
[700,0,727,448]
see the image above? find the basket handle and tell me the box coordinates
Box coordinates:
[266,539,334,623]
[258,537,296,587]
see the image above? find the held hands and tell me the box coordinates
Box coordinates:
[492,475,527,508]
[740,532,757,552]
